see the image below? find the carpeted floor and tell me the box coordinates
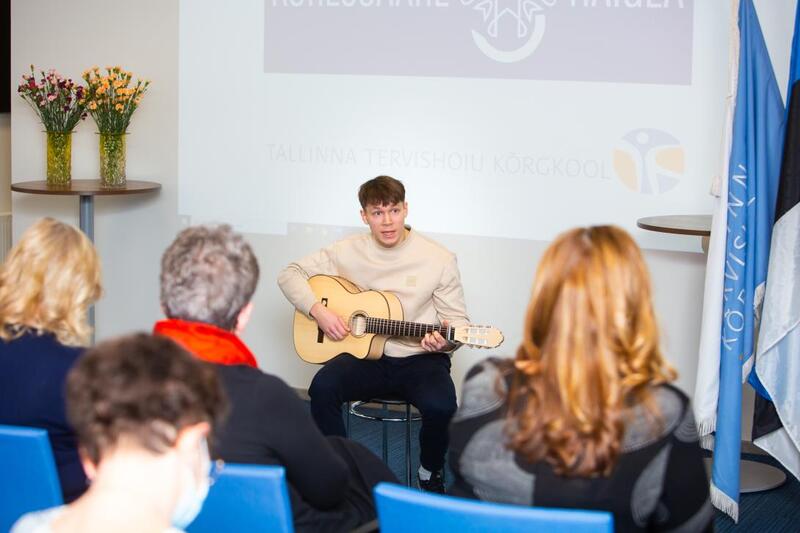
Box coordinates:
[710,451,800,533]
[343,404,800,532]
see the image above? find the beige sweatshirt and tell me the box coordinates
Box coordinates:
[277,228,470,357]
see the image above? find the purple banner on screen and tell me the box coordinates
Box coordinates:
[264,0,693,84]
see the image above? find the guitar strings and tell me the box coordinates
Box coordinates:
[363,317,453,341]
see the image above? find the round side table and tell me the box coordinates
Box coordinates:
[11,179,161,242]
[637,214,711,252]
[11,179,162,337]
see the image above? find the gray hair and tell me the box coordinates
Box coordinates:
[160,225,259,330]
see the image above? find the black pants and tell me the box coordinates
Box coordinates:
[309,353,457,472]
[294,436,396,533]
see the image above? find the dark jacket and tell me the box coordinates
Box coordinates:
[154,319,370,532]
[0,330,87,502]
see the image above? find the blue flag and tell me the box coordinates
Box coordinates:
[711,0,785,521]
[753,0,800,484]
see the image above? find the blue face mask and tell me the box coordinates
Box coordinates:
[171,437,211,530]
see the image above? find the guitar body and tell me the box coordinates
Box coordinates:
[293,275,404,364]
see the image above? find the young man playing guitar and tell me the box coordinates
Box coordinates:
[278,175,469,493]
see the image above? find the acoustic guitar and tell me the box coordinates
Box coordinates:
[293,275,504,364]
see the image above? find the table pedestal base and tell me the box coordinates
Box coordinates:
[703,456,786,494]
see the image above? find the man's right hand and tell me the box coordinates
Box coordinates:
[310,303,350,341]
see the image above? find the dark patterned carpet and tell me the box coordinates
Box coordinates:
[710,451,800,533]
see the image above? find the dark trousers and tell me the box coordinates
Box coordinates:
[308,353,457,472]
[295,436,397,533]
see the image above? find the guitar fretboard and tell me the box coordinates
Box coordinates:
[365,317,453,341]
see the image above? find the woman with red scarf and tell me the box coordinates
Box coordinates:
[155,225,395,533]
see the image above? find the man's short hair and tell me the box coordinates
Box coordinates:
[66,333,226,464]
[160,225,259,330]
[358,175,405,209]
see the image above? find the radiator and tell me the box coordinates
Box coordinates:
[0,213,11,263]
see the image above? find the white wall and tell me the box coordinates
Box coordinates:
[242,226,708,400]
[8,0,796,425]
[757,0,798,103]
[0,113,10,213]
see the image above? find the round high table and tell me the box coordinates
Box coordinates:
[10,179,162,336]
[637,214,786,493]
[11,179,161,242]
[637,214,712,252]
[636,214,712,236]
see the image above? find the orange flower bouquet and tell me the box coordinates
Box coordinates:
[82,66,150,185]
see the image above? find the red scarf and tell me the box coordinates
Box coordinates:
[153,319,258,368]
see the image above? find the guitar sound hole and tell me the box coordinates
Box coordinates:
[350,313,367,337]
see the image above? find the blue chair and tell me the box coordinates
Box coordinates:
[187,463,293,533]
[374,482,613,533]
[0,424,64,532]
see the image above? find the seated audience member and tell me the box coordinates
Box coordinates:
[154,225,396,533]
[12,333,226,533]
[0,218,101,502]
[449,226,712,532]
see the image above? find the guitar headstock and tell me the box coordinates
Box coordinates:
[453,325,504,349]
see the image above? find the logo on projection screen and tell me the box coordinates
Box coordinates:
[612,129,684,195]
[263,1,693,84]
[462,0,554,63]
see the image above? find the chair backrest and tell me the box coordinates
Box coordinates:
[0,424,63,532]
[187,463,293,533]
[374,482,613,533]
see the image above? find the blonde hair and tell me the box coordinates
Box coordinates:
[0,218,102,346]
[507,225,676,477]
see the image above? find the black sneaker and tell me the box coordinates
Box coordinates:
[417,470,445,494]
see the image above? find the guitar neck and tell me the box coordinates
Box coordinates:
[365,317,454,341]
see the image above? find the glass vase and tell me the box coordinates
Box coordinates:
[46,131,72,186]
[99,132,127,187]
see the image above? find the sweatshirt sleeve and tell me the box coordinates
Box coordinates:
[259,375,351,510]
[433,256,470,350]
[277,244,339,317]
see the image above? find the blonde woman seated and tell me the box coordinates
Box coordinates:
[449,226,712,532]
[12,334,227,533]
[0,218,101,502]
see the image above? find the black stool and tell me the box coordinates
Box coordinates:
[347,397,421,486]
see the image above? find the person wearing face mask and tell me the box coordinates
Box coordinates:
[11,333,227,533]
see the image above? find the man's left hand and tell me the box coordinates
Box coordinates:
[421,321,451,352]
